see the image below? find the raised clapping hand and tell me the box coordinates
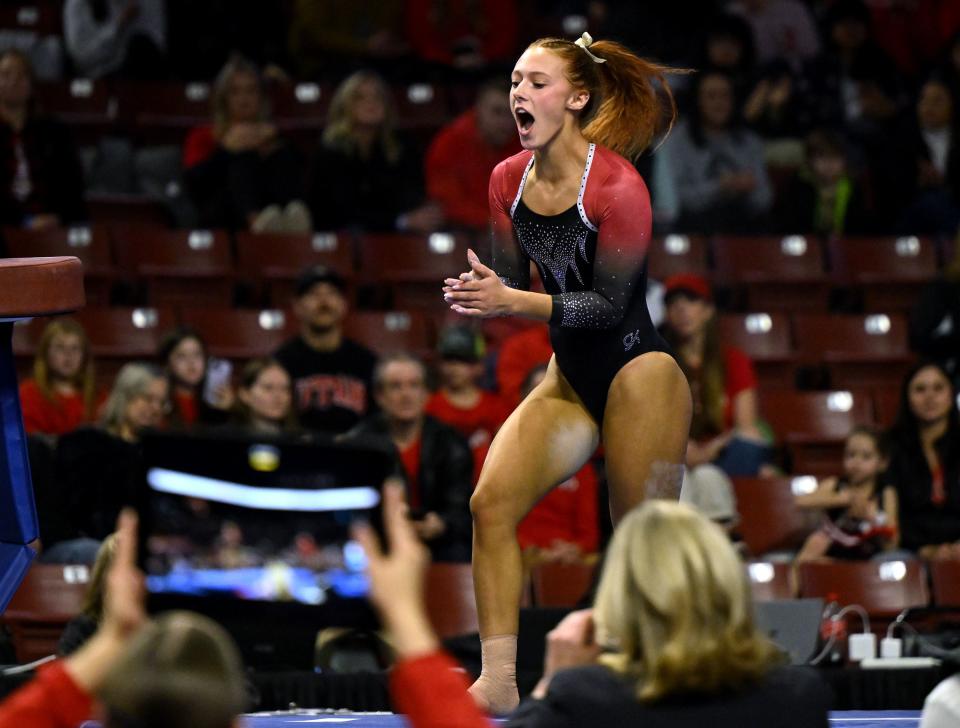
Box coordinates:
[443,249,514,318]
[353,480,440,659]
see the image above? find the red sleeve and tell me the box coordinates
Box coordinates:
[390,651,490,728]
[19,380,50,435]
[0,662,93,728]
[182,126,217,168]
[572,463,600,553]
[426,116,488,229]
[488,157,531,290]
[723,346,757,399]
[551,147,652,329]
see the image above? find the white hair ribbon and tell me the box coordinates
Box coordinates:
[574,32,606,64]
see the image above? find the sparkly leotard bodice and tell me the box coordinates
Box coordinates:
[487,143,671,424]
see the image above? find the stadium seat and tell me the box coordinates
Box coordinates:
[73,305,176,359]
[761,389,874,476]
[0,562,89,663]
[0,2,62,35]
[392,82,453,131]
[343,310,432,357]
[646,234,710,281]
[424,563,478,639]
[830,236,938,312]
[235,231,355,307]
[793,313,914,390]
[3,225,116,305]
[355,232,471,309]
[115,81,211,143]
[86,193,171,226]
[270,81,332,135]
[110,225,235,307]
[178,308,298,360]
[872,387,902,429]
[929,559,960,607]
[33,79,115,142]
[712,235,828,311]
[731,476,817,557]
[746,561,794,601]
[717,312,795,389]
[529,561,596,608]
[797,560,929,618]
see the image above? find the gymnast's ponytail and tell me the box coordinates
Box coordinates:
[530,34,682,162]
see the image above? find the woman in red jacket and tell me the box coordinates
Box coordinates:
[441,32,692,712]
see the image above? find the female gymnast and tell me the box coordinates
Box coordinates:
[442,33,693,714]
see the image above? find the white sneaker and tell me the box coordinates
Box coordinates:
[282,200,313,233]
[251,204,284,233]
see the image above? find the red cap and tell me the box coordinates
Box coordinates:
[663,273,712,302]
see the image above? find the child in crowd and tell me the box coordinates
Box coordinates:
[20,319,102,437]
[425,326,508,484]
[158,328,233,428]
[795,426,898,562]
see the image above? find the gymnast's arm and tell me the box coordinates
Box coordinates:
[548,170,652,329]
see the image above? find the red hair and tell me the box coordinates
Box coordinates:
[528,37,681,162]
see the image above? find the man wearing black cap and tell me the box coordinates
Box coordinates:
[274,265,377,433]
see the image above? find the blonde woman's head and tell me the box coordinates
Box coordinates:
[594,500,780,702]
[322,70,399,162]
[211,54,268,134]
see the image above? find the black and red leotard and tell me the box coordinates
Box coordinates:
[488,142,672,425]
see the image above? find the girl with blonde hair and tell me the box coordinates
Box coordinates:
[441,33,692,712]
[19,318,100,436]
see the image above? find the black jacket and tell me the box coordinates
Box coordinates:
[0,115,87,227]
[887,424,960,551]
[509,664,831,728]
[344,413,472,562]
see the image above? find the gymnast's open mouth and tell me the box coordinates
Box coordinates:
[515,108,535,135]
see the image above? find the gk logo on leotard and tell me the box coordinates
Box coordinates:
[623,329,642,352]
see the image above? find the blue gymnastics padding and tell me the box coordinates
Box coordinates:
[0,542,34,613]
[0,322,37,546]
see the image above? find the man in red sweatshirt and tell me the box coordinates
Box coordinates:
[425,78,521,230]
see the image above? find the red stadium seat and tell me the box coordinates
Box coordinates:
[797,560,929,617]
[235,231,355,306]
[392,82,453,130]
[717,312,795,389]
[0,563,89,662]
[110,225,235,307]
[732,476,817,556]
[3,225,116,305]
[116,81,211,143]
[712,235,828,311]
[529,561,596,608]
[746,561,794,601]
[343,310,432,357]
[270,81,332,139]
[762,389,874,476]
[33,80,115,142]
[830,236,939,312]
[0,2,62,35]
[646,234,710,281]
[75,305,176,358]
[793,313,914,389]
[178,308,298,360]
[872,387,902,429]
[929,559,960,607]
[86,193,171,226]
[424,563,478,639]
[356,232,471,309]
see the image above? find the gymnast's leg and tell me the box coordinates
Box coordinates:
[602,351,692,522]
[469,357,599,714]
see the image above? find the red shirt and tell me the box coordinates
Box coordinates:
[19,379,95,436]
[0,661,92,728]
[721,346,757,429]
[496,325,553,407]
[399,438,423,510]
[182,125,218,169]
[391,651,487,728]
[404,0,517,66]
[517,462,600,554]
[174,391,199,426]
[425,110,522,229]
[425,389,509,484]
